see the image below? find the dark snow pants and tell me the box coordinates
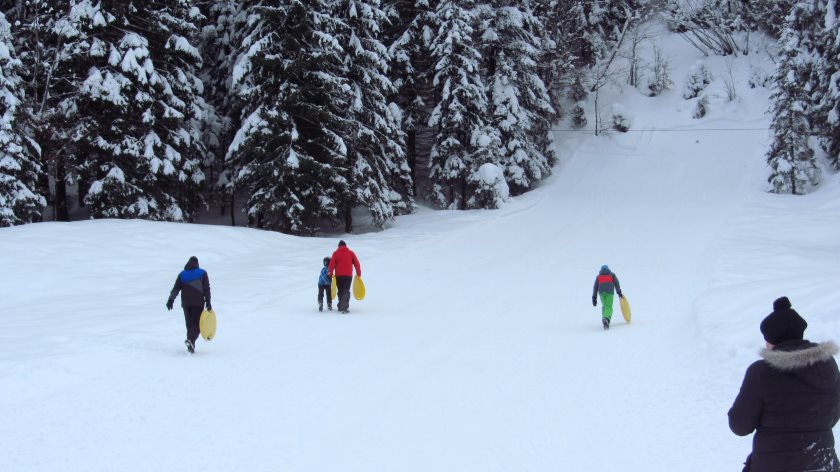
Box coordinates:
[317,284,333,307]
[183,306,203,344]
[335,276,352,311]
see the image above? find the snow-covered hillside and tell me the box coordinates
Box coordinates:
[2,31,839,472]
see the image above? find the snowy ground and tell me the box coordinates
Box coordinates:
[2,30,839,472]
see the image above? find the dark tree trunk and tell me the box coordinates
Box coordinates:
[77,176,88,208]
[230,191,235,226]
[54,157,68,221]
[344,205,352,233]
[38,171,51,208]
[488,46,497,77]
[407,128,416,195]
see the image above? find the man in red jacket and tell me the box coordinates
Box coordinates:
[327,240,361,313]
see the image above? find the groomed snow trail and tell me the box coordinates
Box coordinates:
[0,121,774,471]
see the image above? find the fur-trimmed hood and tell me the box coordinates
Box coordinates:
[760,340,839,389]
[761,341,838,371]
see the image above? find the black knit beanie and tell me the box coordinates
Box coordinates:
[760,296,808,345]
[338,240,346,247]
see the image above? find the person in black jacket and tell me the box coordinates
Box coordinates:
[729,296,840,472]
[166,256,211,353]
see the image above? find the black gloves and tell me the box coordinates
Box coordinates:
[206,302,212,312]
[592,296,597,307]
[166,299,174,310]
[618,293,624,298]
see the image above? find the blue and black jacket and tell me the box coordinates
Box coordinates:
[169,258,211,308]
[318,266,331,286]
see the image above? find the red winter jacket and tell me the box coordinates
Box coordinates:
[328,246,361,278]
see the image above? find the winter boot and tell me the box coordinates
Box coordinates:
[327,304,333,311]
[602,317,610,330]
[319,303,323,312]
[185,339,195,353]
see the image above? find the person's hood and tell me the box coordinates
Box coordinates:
[599,267,611,275]
[184,256,199,270]
[761,340,839,390]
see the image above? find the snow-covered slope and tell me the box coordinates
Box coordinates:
[2,31,838,472]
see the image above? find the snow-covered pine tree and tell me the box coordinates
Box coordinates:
[385,0,435,195]
[6,1,73,221]
[683,61,712,99]
[427,0,490,209]
[0,12,45,226]
[743,0,796,38]
[196,0,249,221]
[197,0,245,139]
[816,1,840,169]
[692,95,709,119]
[467,124,507,208]
[568,1,642,59]
[571,101,587,127]
[335,0,415,231]
[227,0,352,234]
[532,0,586,116]
[55,0,208,220]
[766,1,824,194]
[476,0,556,196]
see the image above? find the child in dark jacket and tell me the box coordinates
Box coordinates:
[318,257,333,312]
[592,264,623,330]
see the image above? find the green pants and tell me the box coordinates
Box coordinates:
[599,292,614,320]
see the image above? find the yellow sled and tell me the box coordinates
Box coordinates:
[331,276,337,300]
[353,276,365,301]
[620,296,631,323]
[199,309,217,341]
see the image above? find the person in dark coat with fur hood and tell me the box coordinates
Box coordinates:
[166,256,211,354]
[729,296,840,472]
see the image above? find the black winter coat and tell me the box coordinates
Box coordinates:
[168,259,211,308]
[729,340,840,472]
